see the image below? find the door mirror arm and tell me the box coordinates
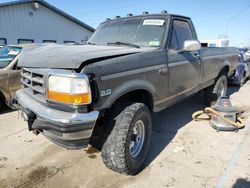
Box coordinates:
[177,49,186,54]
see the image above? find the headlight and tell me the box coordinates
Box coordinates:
[48,75,91,105]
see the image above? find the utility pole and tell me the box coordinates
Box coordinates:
[224,4,250,46]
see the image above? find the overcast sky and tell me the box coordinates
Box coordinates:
[1,0,250,47]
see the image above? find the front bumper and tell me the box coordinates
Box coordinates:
[16,89,99,149]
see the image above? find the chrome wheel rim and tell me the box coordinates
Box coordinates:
[129,120,145,158]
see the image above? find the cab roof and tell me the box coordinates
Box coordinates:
[102,13,191,24]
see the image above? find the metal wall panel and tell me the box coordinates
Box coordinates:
[0,3,93,45]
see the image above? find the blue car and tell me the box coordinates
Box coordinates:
[228,50,250,86]
[239,48,248,53]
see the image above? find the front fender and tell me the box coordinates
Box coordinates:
[99,79,157,110]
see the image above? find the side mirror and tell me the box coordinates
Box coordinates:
[183,40,201,52]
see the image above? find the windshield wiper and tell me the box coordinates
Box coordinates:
[107,41,140,48]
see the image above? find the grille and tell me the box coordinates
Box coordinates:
[21,68,46,101]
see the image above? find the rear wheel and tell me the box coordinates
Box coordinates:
[101,103,152,175]
[204,74,227,106]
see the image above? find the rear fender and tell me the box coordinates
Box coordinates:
[218,61,230,77]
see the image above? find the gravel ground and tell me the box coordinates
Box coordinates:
[0,81,250,188]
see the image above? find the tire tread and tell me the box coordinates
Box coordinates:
[101,103,148,175]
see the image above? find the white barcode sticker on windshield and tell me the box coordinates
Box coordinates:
[143,19,165,26]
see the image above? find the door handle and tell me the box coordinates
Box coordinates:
[158,67,168,75]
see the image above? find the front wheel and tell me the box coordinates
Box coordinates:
[204,74,228,106]
[101,103,152,175]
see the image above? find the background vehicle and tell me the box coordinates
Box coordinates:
[239,48,248,54]
[16,13,238,175]
[228,49,250,86]
[246,50,250,59]
[0,44,38,111]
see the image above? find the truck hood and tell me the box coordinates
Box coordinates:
[18,44,146,69]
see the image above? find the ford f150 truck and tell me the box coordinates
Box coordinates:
[16,12,238,175]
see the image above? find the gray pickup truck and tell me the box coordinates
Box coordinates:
[16,13,238,175]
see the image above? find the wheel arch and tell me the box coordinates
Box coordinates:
[100,80,156,112]
[218,65,230,77]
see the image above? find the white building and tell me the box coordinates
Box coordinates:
[200,39,229,48]
[0,0,94,45]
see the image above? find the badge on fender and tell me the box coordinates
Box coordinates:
[101,89,112,97]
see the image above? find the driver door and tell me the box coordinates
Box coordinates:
[167,19,201,97]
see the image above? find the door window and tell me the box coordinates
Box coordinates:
[169,29,178,49]
[169,20,194,49]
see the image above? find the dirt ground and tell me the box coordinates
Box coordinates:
[0,82,250,188]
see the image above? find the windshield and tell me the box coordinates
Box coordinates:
[88,17,167,48]
[0,46,22,69]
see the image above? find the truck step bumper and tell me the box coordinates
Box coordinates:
[16,89,99,149]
